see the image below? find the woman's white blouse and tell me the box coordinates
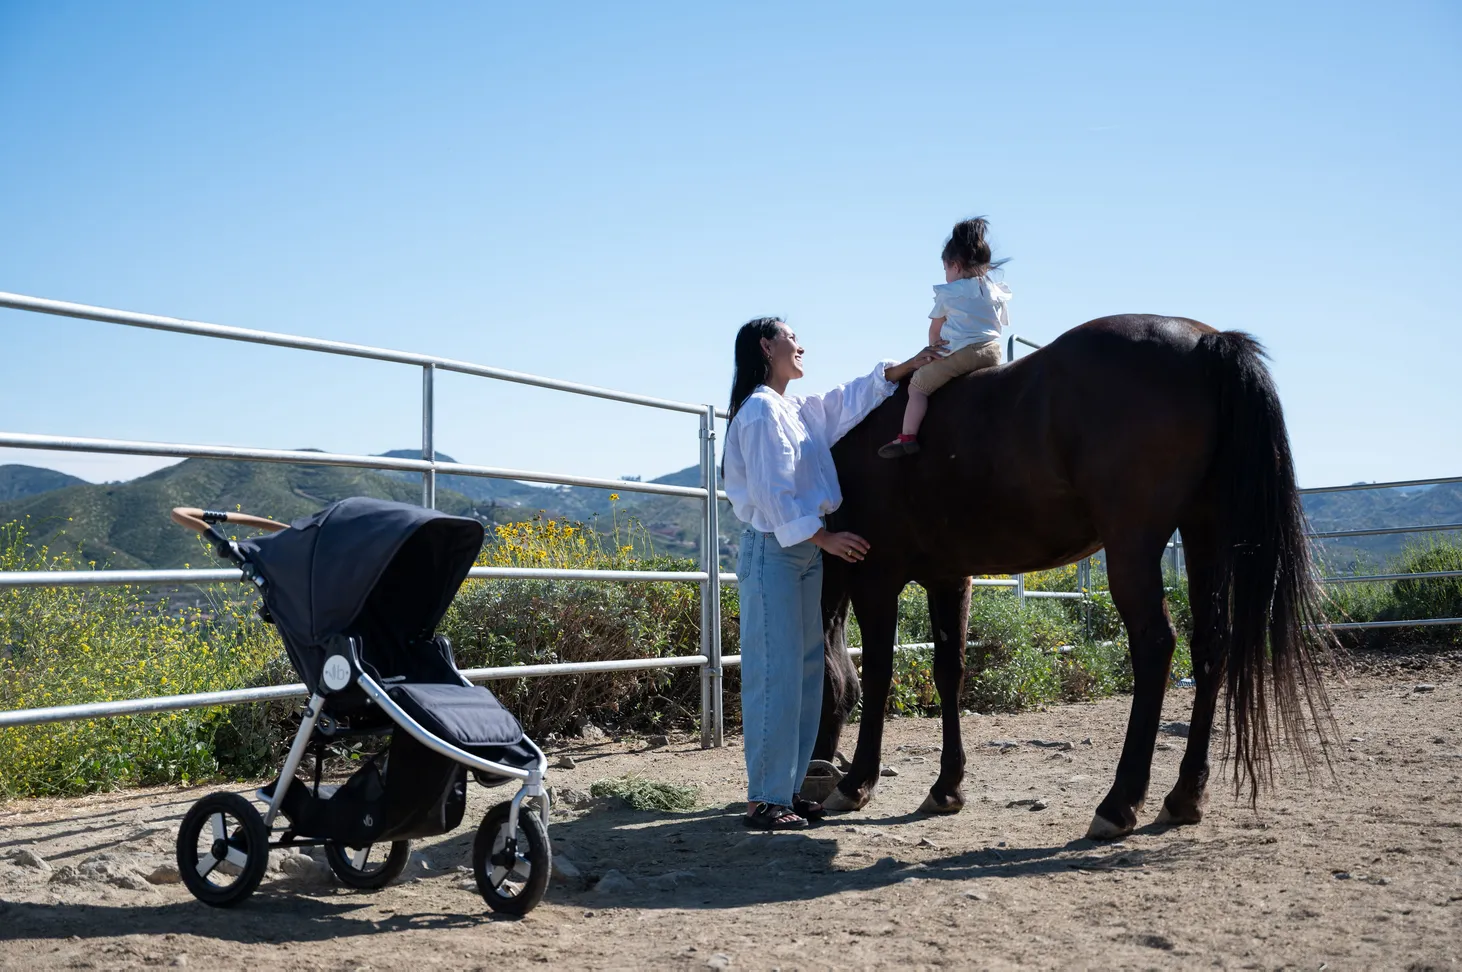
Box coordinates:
[722,360,898,547]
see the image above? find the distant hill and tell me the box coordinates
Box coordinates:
[0,465,86,502]
[375,450,742,565]
[0,456,490,570]
[7,449,1449,575]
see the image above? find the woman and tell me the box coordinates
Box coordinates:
[722,317,943,829]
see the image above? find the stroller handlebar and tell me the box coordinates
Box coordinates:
[171,507,289,536]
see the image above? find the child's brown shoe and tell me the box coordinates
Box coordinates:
[877,434,920,458]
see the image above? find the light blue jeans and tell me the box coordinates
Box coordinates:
[737,528,824,807]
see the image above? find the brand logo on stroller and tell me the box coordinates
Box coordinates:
[322,654,352,691]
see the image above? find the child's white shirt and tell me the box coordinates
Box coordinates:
[930,276,1011,352]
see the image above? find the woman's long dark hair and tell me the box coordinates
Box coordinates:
[728,317,784,425]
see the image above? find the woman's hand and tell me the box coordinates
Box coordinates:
[811,528,871,563]
[885,341,949,382]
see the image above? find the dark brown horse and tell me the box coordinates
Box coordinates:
[814,315,1331,839]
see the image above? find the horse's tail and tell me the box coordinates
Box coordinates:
[1199,330,1334,802]
[814,559,860,763]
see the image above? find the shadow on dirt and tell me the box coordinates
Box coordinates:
[0,801,1194,942]
[531,801,1188,911]
[0,892,492,945]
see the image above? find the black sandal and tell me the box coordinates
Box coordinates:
[792,795,827,821]
[743,803,808,830]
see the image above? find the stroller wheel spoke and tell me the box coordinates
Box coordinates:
[196,853,222,879]
[224,846,250,870]
[350,846,371,870]
[209,813,228,844]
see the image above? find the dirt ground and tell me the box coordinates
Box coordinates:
[2,657,1460,971]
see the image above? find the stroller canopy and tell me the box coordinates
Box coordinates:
[239,497,485,650]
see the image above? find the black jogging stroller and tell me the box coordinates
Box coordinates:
[170,497,551,914]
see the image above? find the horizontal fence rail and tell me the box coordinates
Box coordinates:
[0,292,707,415]
[0,567,743,588]
[1309,522,1462,541]
[3,291,1459,738]
[0,432,718,500]
[0,656,715,729]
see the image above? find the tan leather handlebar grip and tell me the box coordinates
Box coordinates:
[171,507,289,535]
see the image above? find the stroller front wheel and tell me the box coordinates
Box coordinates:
[473,801,551,915]
[176,792,270,907]
[324,839,412,889]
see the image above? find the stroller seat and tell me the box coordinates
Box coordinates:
[386,683,524,752]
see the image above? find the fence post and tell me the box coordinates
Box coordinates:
[699,408,724,748]
[421,364,436,509]
[1015,572,1026,609]
[1078,557,1091,639]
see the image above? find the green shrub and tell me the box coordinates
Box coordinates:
[589,774,700,811]
[1391,539,1462,646]
[0,519,288,798]
[1320,537,1462,649]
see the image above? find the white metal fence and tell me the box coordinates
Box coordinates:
[0,297,1455,737]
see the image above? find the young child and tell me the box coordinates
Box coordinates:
[878,217,1010,458]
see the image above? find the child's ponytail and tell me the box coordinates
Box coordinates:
[941,217,1007,276]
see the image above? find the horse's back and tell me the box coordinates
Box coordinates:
[831,315,1224,575]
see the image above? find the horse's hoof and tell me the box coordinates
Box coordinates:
[821,786,868,813]
[1154,798,1202,827]
[918,790,965,815]
[1085,812,1132,841]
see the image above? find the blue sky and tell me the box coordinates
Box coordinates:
[2,1,1458,489]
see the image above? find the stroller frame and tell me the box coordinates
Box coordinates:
[263,651,550,840]
[169,501,553,914]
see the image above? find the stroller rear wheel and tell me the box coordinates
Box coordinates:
[176,792,270,907]
[473,801,550,915]
[324,839,412,889]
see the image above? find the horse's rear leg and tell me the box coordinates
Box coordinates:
[918,578,971,814]
[823,576,902,812]
[1088,543,1177,840]
[1157,525,1221,825]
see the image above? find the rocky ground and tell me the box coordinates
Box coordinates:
[1,655,1460,970]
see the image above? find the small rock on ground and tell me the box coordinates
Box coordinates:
[1006,798,1049,811]
[646,869,696,891]
[1414,683,1437,693]
[706,954,732,969]
[593,868,635,894]
[146,864,181,885]
[7,849,50,873]
[880,765,900,777]
[552,857,583,883]
[646,734,670,748]
[275,850,333,884]
[554,787,595,810]
[554,754,577,770]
